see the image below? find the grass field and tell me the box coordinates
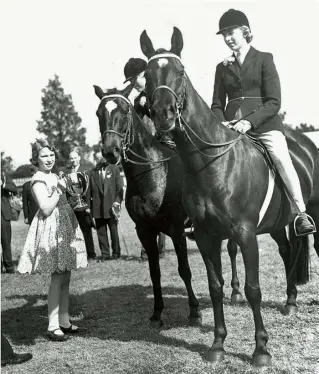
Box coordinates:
[1,209,319,374]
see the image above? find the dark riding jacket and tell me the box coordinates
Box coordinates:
[134,91,151,119]
[211,46,284,134]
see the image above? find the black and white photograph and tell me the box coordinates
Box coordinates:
[1,0,319,373]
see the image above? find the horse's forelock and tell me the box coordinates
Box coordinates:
[155,48,168,54]
[105,88,121,96]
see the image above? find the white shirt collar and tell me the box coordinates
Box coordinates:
[71,164,79,173]
[128,88,141,105]
[235,44,251,62]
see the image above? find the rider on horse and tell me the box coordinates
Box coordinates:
[211,8,314,236]
[123,58,151,119]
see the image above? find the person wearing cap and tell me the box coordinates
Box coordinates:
[211,8,314,235]
[123,58,150,118]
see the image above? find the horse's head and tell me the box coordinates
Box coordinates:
[94,84,133,165]
[140,27,185,134]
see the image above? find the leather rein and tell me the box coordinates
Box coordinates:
[147,53,246,159]
[100,94,177,165]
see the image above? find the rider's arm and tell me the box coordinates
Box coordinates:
[211,63,227,122]
[247,53,281,130]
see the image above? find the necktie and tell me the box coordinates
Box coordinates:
[237,52,242,66]
[100,167,106,190]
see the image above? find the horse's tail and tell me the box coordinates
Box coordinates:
[288,223,310,285]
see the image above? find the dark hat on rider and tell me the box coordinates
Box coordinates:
[217,9,250,34]
[123,58,147,84]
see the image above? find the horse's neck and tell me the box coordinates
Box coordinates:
[121,111,162,178]
[131,111,156,154]
[183,78,236,144]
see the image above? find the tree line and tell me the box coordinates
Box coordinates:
[2,76,318,176]
[2,75,102,177]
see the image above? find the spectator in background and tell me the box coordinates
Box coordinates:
[86,152,124,260]
[1,172,17,274]
[22,168,38,225]
[63,150,96,260]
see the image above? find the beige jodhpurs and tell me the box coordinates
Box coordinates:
[254,130,306,213]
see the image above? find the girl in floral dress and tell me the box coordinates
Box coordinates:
[17,139,88,341]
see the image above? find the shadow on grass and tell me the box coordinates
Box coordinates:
[1,284,260,364]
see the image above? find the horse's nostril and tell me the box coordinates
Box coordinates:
[169,105,175,113]
[114,147,120,154]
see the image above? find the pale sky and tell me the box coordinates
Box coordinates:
[1,0,318,167]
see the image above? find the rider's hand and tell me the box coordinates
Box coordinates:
[232,120,252,134]
[139,96,147,107]
[221,121,233,128]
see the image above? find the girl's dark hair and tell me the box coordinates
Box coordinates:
[30,139,58,166]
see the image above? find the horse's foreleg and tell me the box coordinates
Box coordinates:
[136,226,164,327]
[227,239,244,303]
[270,229,298,315]
[196,232,226,362]
[171,230,201,326]
[239,231,271,367]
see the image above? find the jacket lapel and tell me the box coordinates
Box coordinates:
[240,46,257,75]
[226,59,240,78]
[93,169,103,194]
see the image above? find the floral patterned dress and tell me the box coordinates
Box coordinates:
[17,171,88,274]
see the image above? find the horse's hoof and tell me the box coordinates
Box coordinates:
[283,304,298,315]
[231,293,244,303]
[205,349,225,363]
[149,318,163,328]
[252,352,272,367]
[188,315,202,326]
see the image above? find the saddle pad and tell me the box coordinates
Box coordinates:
[258,167,275,227]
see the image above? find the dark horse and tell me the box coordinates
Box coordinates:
[93,84,201,327]
[140,27,319,366]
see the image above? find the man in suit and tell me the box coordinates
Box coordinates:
[1,172,17,273]
[87,153,124,260]
[64,150,96,260]
[22,169,38,225]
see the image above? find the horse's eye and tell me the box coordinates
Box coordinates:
[179,70,185,77]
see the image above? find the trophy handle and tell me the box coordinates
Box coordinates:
[80,171,89,195]
[64,174,75,194]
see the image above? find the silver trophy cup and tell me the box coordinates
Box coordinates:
[64,172,89,211]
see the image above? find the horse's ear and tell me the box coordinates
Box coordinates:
[140,30,155,59]
[122,83,134,99]
[94,85,104,100]
[170,27,183,57]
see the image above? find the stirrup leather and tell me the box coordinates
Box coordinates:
[294,214,316,236]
